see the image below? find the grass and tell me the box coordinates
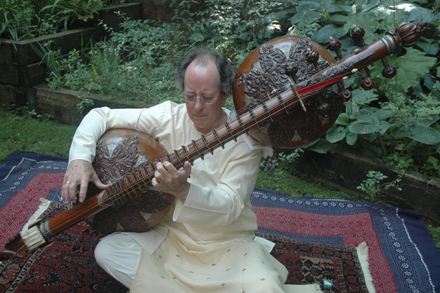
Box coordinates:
[0,108,76,164]
[0,107,439,249]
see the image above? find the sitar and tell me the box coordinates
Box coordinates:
[0,21,425,260]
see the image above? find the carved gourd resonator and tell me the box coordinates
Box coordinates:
[232,22,424,148]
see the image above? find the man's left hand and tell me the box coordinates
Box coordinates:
[152,161,191,202]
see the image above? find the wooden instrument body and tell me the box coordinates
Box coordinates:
[233,36,342,148]
[83,129,174,234]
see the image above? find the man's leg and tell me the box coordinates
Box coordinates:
[95,233,141,288]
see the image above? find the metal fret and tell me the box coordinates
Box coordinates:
[225,121,237,142]
[262,102,273,122]
[248,108,260,130]
[174,150,183,166]
[201,134,213,154]
[277,92,289,114]
[191,140,204,160]
[181,145,192,165]
[212,129,224,149]
[236,114,248,134]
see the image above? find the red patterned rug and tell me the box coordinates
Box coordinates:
[0,202,126,292]
[0,201,367,292]
[256,233,369,292]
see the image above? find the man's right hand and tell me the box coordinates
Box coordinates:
[61,159,109,204]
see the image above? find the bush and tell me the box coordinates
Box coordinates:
[0,0,119,40]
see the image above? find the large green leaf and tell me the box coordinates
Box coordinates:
[370,48,436,94]
[190,33,205,42]
[291,10,321,27]
[304,138,331,153]
[374,109,391,121]
[329,14,349,26]
[408,126,440,145]
[326,126,346,143]
[345,131,358,145]
[351,89,379,106]
[336,113,350,126]
[394,48,437,92]
[408,5,440,23]
[355,107,379,123]
[312,24,347,44]
[417,41,440,56]
[327,4,352,15]
[360,0,382,12]
[296,1,321,12]
[347,121,380,134]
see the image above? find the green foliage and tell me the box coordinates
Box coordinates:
[43,0,291,107]
[40,0,103,30]
[357,170,402,203]
[0,0,58,40]
[0,0,116,40]
[260,149,304,175]
[77,96,94,114]
[289,0,440,178]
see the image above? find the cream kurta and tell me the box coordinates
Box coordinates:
[69,102,321,293]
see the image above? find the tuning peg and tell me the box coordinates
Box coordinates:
[285,62,299,83]
[306,48,321,72]
[381,58,397,79]
[327,37,353,101]
[338,84,352,102]
[360,75,375,90]
[351,25,366,47]
[328,37,344,60]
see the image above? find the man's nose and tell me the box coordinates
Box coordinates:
[194,97,204,110]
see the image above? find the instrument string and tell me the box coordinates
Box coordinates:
[36,75,344,243]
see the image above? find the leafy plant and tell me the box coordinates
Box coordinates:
[293,0,440,177]
[77,96,94,114]
[40,0,103,29]
[260,149,304,175]
[43,0,290,107]
[0,0,119,40]
[357,170,402,203]
[0,0,58,40]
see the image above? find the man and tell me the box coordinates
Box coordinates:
[62,48,320,292]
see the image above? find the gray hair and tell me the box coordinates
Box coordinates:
[175,48,234,96]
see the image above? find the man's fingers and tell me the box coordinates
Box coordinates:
[91,173,110,190]
[183,161,192,177]
[78,179,89,203]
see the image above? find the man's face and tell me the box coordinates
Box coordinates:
[184,59,228,134]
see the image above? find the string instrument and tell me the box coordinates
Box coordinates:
[0,21,424,260]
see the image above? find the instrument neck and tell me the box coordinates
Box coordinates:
[106,29,403,206]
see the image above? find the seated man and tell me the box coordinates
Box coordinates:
[61,47,320,293]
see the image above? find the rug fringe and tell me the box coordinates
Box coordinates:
[21,198,52,232]
[357,241,376,293]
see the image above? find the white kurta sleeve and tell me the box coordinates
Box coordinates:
[173,141,262,226]
[68,107,148,164]
[68,101,180,165]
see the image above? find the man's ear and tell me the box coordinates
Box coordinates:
[221,93,229,103]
